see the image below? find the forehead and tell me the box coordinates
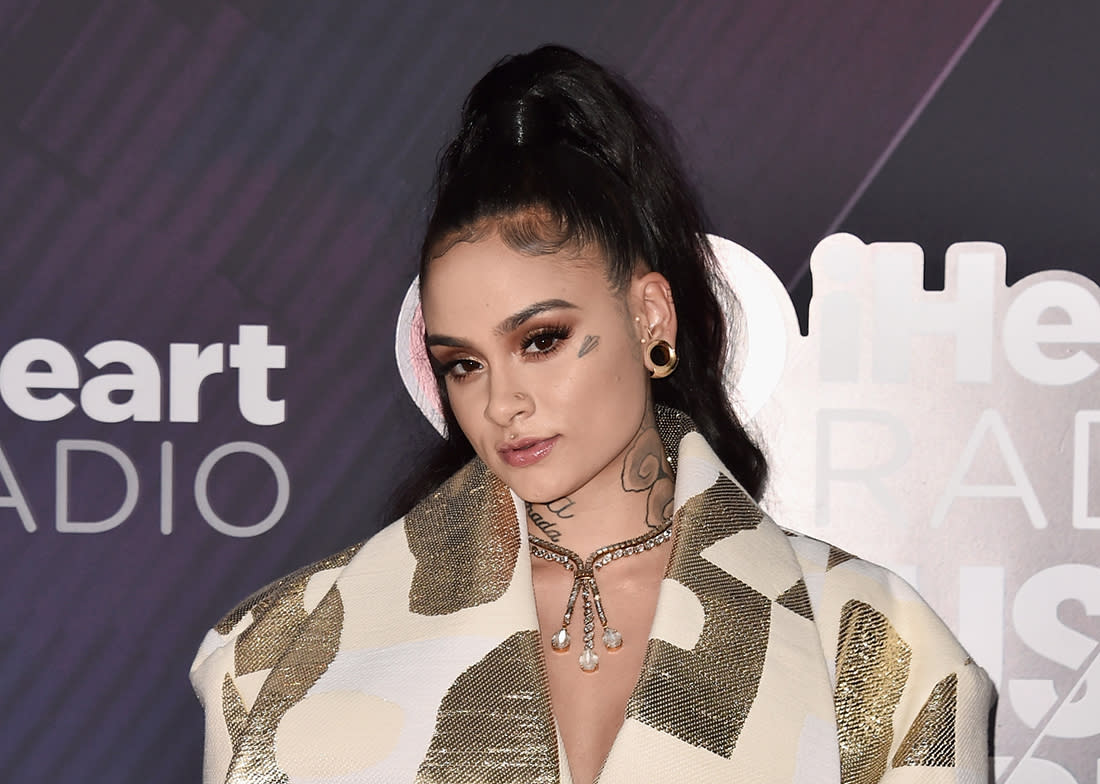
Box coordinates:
[421,233,619,329]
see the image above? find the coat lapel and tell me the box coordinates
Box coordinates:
[410,410,837,783]
[406,459,562,783]
[599,412,838,782]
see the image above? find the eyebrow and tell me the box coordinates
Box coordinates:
[495,299,577,334]
[425,299,578,348]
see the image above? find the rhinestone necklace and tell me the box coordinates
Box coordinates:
[529,518,673,672]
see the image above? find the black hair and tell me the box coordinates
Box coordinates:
[392,44,766,515]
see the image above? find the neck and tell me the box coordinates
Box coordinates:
[525,417,674,555]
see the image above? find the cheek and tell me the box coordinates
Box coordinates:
[569,344,648,408]
[444,382,484,434]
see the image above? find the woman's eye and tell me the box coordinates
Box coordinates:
[522,327,571,355]
[527,334,558,353]
[446,358,481,379]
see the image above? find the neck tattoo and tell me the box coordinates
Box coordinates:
[546,496,575,518]
[526,503,562,542]
[530,518,673,672]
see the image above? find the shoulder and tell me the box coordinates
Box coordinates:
[780,528,963,657]
[779,526,993,776]
[211,541,363,639]
[189,516,410,687]
[190,457,506,685]
[187,516,421,782]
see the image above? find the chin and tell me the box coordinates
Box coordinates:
[494,470,569,505]
[517,488,563,505]
[501,480,555,504]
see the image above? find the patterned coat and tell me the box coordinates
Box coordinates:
[191,408,992,783]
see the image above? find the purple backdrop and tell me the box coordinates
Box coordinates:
[1,1,1097,782]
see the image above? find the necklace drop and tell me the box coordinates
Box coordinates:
[530,518,673,672]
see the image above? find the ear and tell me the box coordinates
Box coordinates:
[629,271,678,348]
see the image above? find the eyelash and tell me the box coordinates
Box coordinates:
[520,324,572,357]
[435,324,573,383]
[438,357,481,382]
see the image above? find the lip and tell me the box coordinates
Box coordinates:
[498,435,559,467]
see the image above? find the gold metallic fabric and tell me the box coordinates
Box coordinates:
[406,459,520,615]
[415,630,558,783]
[627,474,770,758]
[213,543,360,676]
[223,587,345,783]
[221,676,250,761]
[834,599,912,784]
[653,405,683,474]
[892,673,957,768]
[776,577,814,621]
[827,545,857,571]
[192,406,991,782]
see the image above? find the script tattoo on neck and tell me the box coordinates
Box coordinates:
[546,496,575,519]
[526,502,562,542]
[577,335,600,358]
[621,423,675,531]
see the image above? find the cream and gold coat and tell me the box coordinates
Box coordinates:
[191,408,992,783]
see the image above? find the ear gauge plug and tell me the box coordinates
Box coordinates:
[646,339,678,378]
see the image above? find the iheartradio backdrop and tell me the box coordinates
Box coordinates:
[1,1,1098,782]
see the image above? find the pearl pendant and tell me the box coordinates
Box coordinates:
[529,517,672,673]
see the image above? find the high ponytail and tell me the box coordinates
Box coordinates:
[392,45,766,517]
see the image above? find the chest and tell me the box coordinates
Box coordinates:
[530,550,667,784]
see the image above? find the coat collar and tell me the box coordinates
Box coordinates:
[404,407,834,782]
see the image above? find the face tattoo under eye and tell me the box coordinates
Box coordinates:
[577,335,600,358]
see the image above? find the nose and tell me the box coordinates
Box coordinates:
[484,369,533,426]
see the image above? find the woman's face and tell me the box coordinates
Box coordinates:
[421,232,667,504]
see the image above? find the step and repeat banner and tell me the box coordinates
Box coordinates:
[1,1,1097,782]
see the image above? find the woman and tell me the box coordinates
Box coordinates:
[192,46,992,783]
